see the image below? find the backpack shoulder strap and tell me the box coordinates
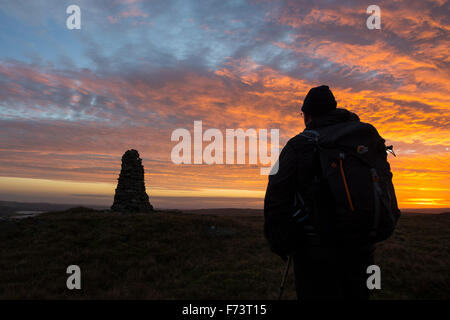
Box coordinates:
[299,129,320,143]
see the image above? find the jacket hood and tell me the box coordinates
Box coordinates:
[306,108,360,130]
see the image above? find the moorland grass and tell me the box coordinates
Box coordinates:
[0,208,448,299]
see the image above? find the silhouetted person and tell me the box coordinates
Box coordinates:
[264,85,400,300]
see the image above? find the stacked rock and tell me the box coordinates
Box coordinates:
[111,149,154,213]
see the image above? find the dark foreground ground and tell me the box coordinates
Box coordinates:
[0,208,448,299]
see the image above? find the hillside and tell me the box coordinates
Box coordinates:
[0,208,448,299]
[0,201,108,217]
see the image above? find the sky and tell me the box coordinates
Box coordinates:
[0,0,449,209]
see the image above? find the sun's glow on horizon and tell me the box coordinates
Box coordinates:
[1,175,448,210]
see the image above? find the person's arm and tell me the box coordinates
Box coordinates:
[264,141,298,257]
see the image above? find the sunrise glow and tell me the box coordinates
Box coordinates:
[0,1,448,210]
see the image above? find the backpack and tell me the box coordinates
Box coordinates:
[300,120,401,245]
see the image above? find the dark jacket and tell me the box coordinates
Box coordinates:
[263,108,361,257]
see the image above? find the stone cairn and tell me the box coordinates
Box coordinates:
[111,149,154,213]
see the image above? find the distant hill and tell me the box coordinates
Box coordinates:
[0,208,448,299]
[401,208,450,214]
[0,200,108,216]
[183,208,263,216]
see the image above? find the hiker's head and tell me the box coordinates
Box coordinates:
[301,85,337,125]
